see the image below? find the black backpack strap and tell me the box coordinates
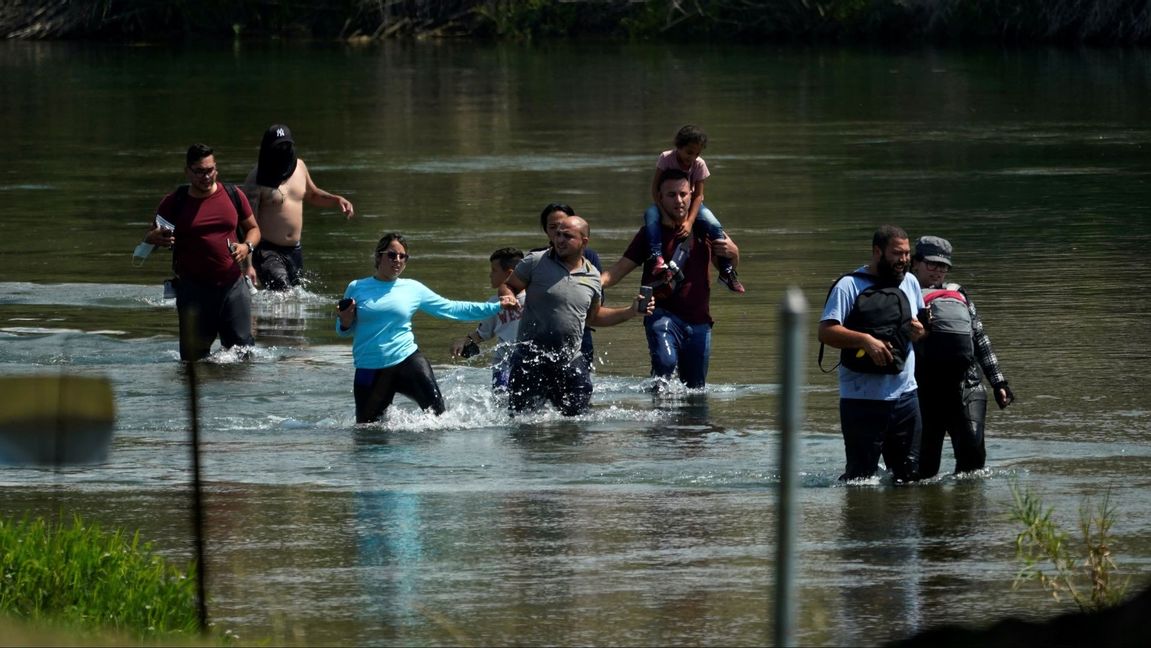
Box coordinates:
[817,271,874,373]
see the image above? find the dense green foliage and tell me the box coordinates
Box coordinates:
[0,515,200,638]
[4,0,1151,44]
[1011,482,1131,612]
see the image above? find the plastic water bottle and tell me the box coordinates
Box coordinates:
[132,242,155,267]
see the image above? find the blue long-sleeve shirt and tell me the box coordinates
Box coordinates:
[337,277,501,369]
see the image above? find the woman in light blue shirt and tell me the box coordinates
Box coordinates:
[337,233,519,423]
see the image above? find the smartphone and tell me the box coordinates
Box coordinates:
[638,285,654,311]
[338,298,354,311]
[917,307,931,325]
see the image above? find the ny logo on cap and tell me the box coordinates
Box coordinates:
[276,128,286,137]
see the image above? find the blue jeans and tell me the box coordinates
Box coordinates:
[839,391,922,483]
[644,309,712,388]
[644,203,731,271]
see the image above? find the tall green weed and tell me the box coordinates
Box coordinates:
[1010,482,1131,612]
[0,515,200,638]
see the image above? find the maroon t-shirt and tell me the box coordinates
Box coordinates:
[623,224,713,325]
[156,185,252,285]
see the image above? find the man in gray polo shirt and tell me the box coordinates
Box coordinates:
[502,216,651,415]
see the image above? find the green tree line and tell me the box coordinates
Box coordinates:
[3,0,1151,44]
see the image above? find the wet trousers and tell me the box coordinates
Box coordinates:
[507,346,593,417]
[254,241,304,291]
[354,351,444,423]
[917,382,988,478]
[839,390,922,483]
[175,275,254,361]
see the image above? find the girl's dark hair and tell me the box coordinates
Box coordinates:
[674,125,708,149]
[538,202,575,232]
[186,143,214,167]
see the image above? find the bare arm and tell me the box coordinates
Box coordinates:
[586,291,652,328]
[819,320,894,367]
[599,256,640,290]
[710,235,740,269]
[301,161,354,219]
[231,212,261,265]
[502,272,526,298]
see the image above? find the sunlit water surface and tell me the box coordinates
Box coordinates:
[1,41,1150,645]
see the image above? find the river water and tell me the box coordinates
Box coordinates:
[1,41,1149,645]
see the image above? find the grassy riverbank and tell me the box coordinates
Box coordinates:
[0,515,204,640]
[3,0,1150,44]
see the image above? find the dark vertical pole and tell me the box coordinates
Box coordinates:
[186,359,208,634]
[775,287,807,647]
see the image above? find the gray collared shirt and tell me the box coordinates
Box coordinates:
[514,249,602,354]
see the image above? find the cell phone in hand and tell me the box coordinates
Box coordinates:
[638,285,654,311]
[338,298,353,311]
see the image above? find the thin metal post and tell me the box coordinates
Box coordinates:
[186,359,208,634]
[775,286,807,647]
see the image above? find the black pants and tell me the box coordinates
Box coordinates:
[354,352,444,423]
[254,241,303,291]
[839,391,921,483]
[174,276,254,361]
[918,382,988,478]
[507,345,593,417]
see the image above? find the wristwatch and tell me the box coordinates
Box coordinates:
[245,242,254,254]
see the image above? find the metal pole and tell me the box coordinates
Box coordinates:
[186,359,208,634]
[775,286,807,647]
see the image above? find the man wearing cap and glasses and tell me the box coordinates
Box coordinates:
[243,124,355,291]
[143,143,261,360]
[911,235,1015,478]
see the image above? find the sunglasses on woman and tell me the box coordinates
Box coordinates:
[378,250,409,261]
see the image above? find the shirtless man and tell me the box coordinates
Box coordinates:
[242,124,355,290]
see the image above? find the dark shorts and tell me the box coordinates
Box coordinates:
[507,345,593,417]
[174,275,254,361]
[353,351,444,423]
[254,241,304,291]
[839,390,922,483]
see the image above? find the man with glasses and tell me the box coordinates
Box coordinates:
[242,124,354,291]
[911,235,1015,478]
[143,144,261,360]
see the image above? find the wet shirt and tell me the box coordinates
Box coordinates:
[156,185,252,285]
[514,249,602,354]
[821,267,925,400]
[622,224,713,325]
[337,277,501,369]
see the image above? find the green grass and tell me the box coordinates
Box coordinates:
[0,515,201,639]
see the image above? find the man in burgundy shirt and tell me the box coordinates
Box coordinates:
[142,144,261,360]
[600,169,740,388]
